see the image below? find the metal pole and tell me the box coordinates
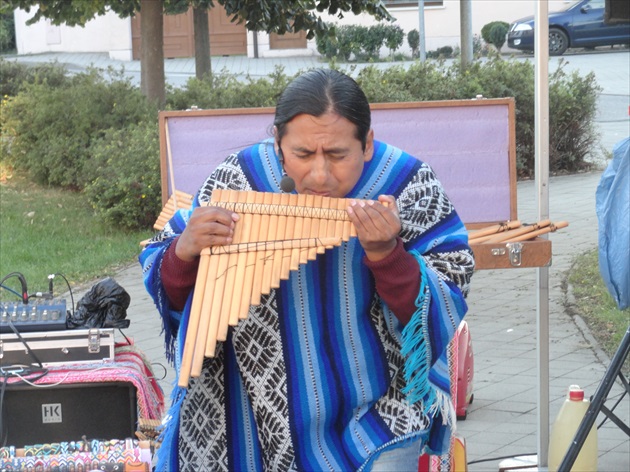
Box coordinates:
[460,0,473,69]
[534,0,550,467]
[253,31,259,59]
[418,0,426,61]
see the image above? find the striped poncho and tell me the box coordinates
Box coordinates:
[140,139,474,471]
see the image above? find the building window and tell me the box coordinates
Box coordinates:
[383,0,443,7]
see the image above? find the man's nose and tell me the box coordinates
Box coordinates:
[310,155,329,183]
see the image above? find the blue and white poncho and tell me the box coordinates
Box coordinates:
[140,139,474,471]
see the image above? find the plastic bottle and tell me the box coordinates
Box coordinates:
[548,385,598,472]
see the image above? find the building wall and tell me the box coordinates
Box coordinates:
[14,8,133,60]
[14,1,574,60]
[249,31,320,58]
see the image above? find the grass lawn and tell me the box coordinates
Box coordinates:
[566,248,630,373]
[0,170,152,300]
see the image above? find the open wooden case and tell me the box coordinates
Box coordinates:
[158,98,552,270]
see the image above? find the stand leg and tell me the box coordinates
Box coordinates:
[558,327,630,470]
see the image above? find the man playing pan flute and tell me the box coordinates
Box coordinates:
[140,69,474,471]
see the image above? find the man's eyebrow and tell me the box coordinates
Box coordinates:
[291,145,350,154]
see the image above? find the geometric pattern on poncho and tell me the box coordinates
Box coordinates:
[369,298,432,436]
[232,293,296,470]
[179,345,227,471]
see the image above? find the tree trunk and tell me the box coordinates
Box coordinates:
[193,7,211,79]
[140,0,165,107]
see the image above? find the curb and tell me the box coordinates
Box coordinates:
[564,279,612,368]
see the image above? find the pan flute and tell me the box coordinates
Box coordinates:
[178,189,372,387]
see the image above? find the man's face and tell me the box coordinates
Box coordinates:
[277,112,374,198]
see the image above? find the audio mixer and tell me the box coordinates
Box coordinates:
[0,300,67,333]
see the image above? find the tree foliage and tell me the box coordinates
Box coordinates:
[3,0,140,26]
[5,0,391,35]
[481,20,510,51]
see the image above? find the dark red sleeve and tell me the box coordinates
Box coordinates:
[161,237,200,311]
[363,237,421,326]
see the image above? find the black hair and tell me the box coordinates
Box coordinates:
[274,69,371,150]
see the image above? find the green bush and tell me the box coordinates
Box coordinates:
[489,22,509,51]
[362,24,387,59]
[0,58,69,97]
[84,121,162,230]
[384,24,405,56]
[407,29,420,58]
[337,25,364,61]
[167,67,291,110]
[472,34,490,57]
[548,64,600,173]
[316,23,405,61]
[481,21,510,51]
[426,45,454,59]
[0,12,15,53]
[1,68,156,189]
[315,27,339,60]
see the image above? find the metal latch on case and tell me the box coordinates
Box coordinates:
[88,329,101,353]
[490,243,524,267]
[507,242,523,267]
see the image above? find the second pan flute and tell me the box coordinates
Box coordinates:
[178,189,371,387]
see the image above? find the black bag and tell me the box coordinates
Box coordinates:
[68,277,131,329]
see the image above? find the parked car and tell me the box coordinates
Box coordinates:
[507,0,630,55]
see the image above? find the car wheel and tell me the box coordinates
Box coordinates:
[549,28,569,56]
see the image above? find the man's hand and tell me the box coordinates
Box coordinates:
[175,206,240,262]
[347,195,401,261]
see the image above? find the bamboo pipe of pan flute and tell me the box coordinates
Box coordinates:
[482,219,551,244]
[219,190,246,337]
[239,191,262,318]
[468,220,522,242]
[298,194,315,265]
[178,246,213,386]
[502,221,569,242]
[228,191,255,326]
[308,195,323,260]
[281,194,299,275]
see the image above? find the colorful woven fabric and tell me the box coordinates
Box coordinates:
[0,441,151,471]
[6,342,165,421]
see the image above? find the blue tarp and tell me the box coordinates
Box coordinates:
[596,137,630,310]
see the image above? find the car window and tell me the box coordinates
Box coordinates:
[588,0,605,9]
[561,1,582,12]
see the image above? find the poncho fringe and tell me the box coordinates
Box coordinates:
[401,251,456,431]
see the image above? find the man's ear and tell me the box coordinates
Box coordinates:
[363,129,375,162]
[273,126,280,156]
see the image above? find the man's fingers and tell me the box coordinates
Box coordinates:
[348,199,397,233]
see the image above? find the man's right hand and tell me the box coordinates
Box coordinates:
[175,206,240,261]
